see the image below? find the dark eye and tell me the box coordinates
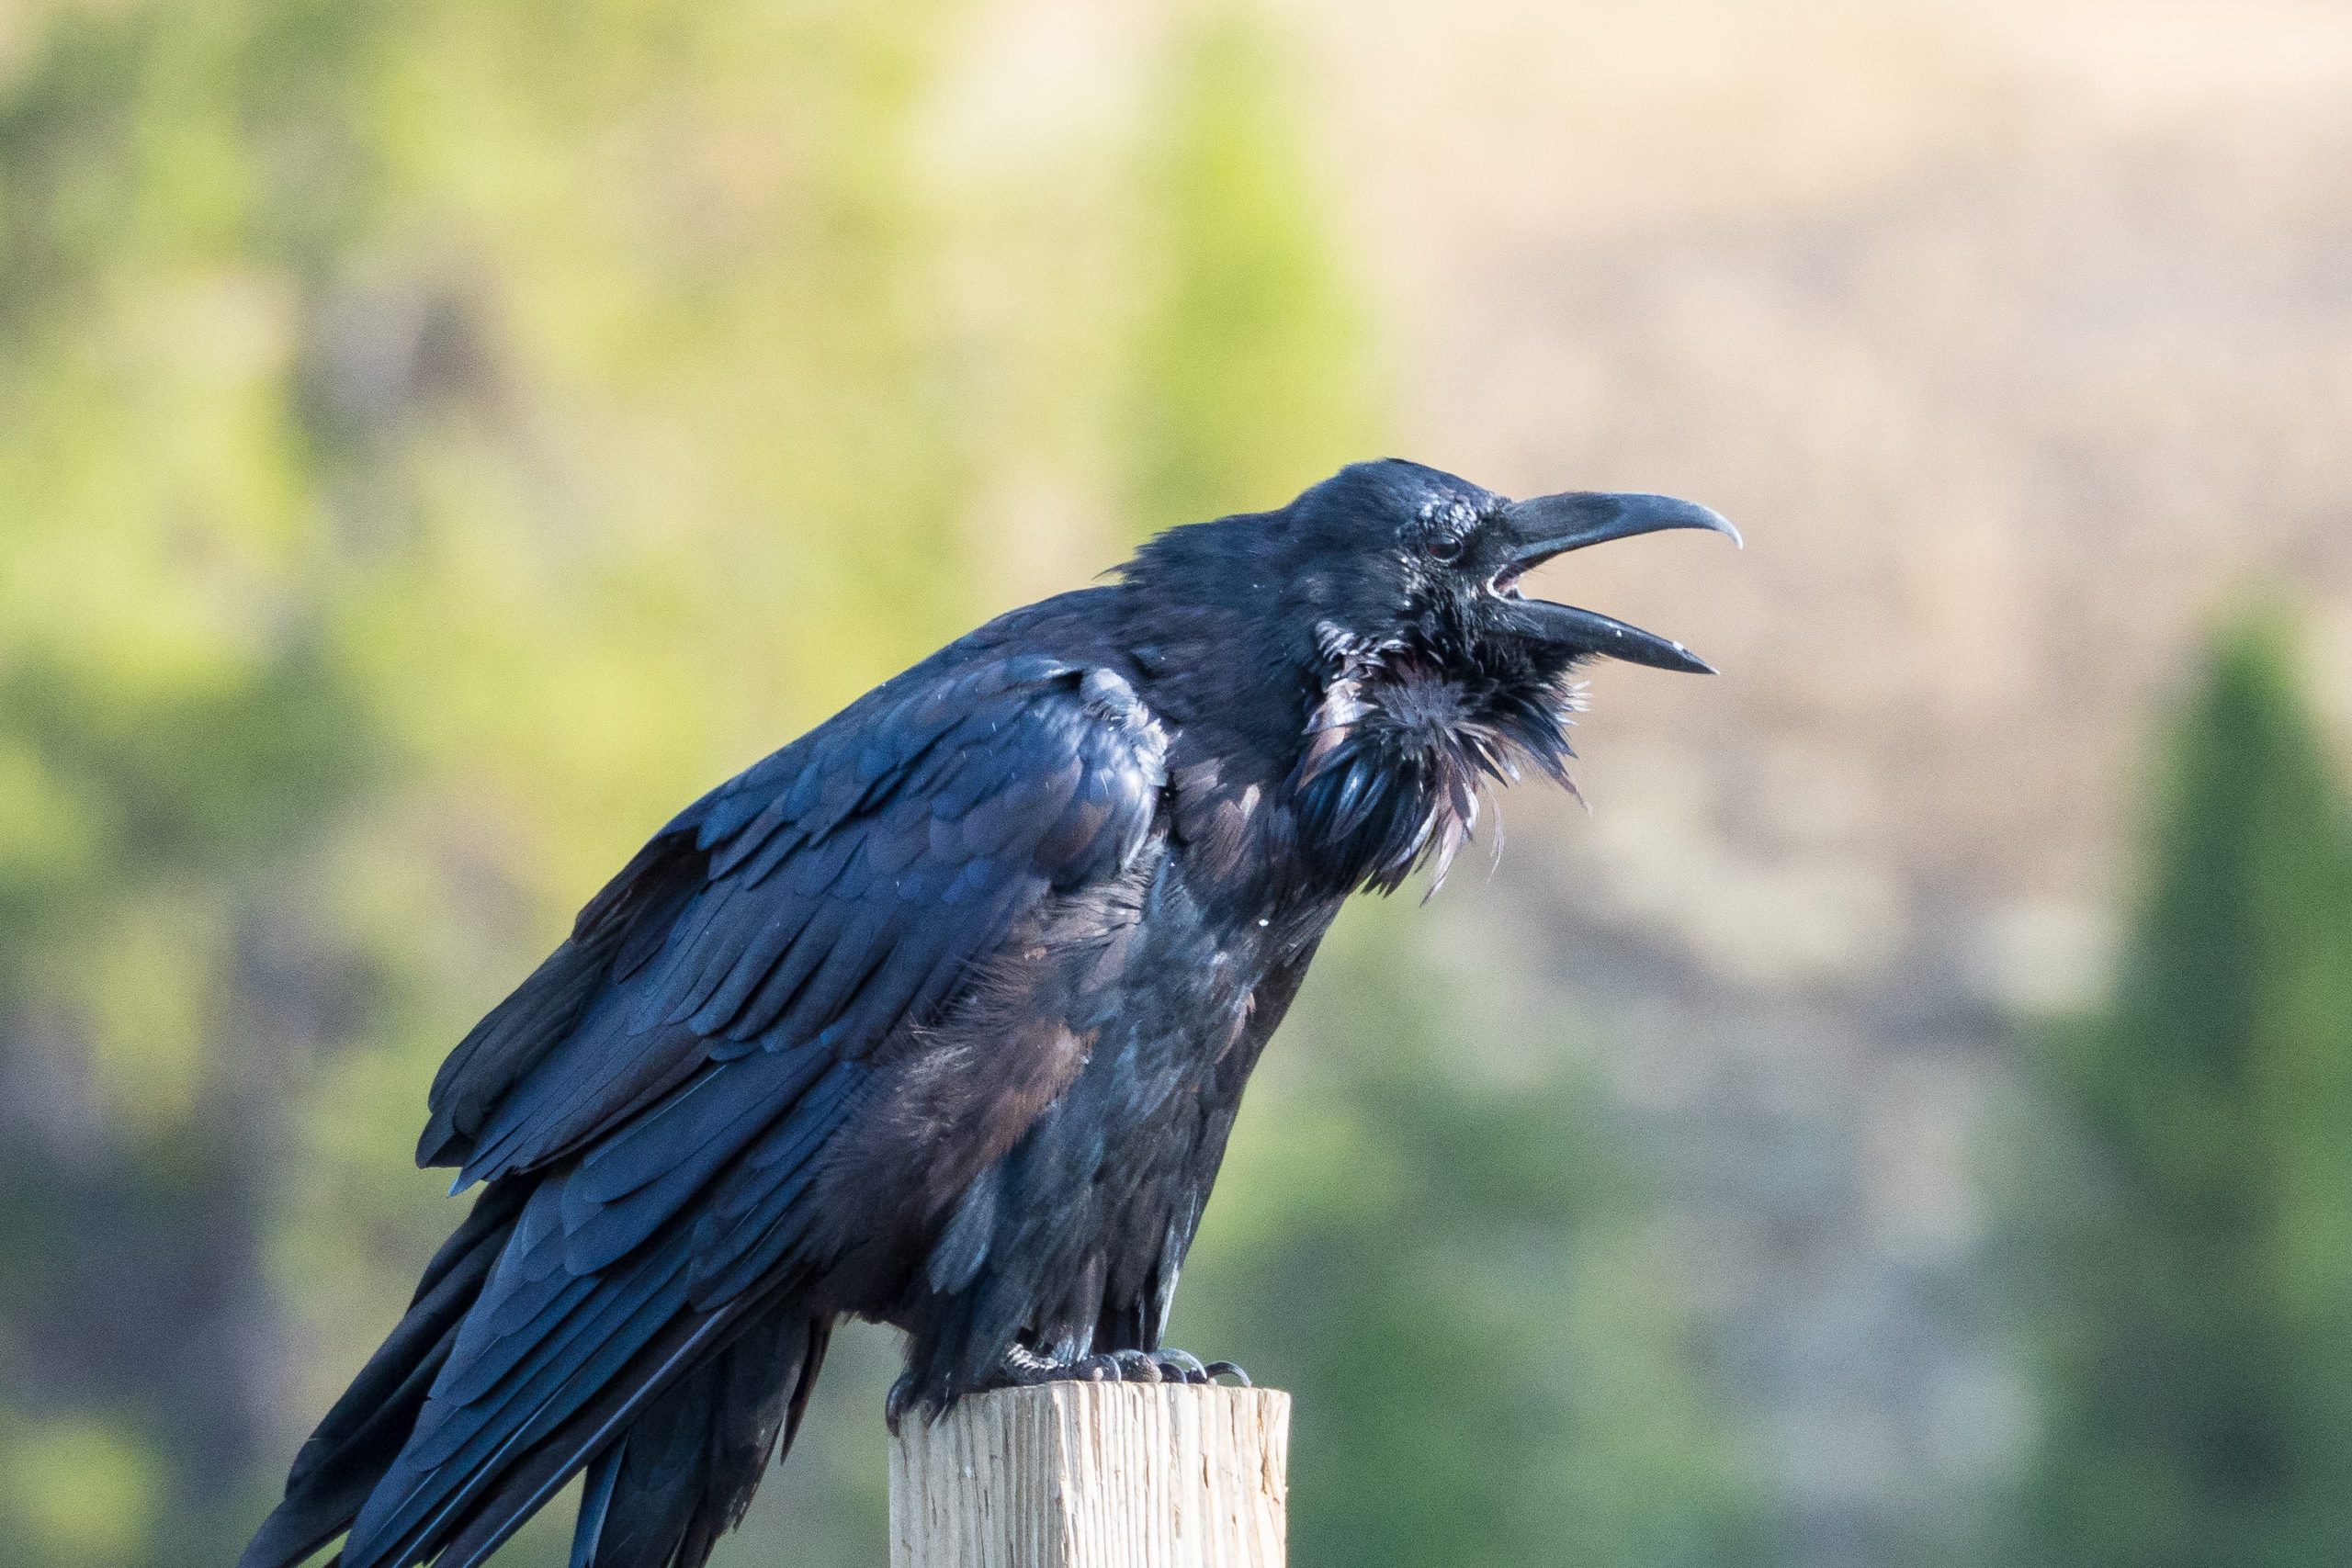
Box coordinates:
[1427,534,1464,563]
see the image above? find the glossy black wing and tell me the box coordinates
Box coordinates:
[421,652,1166,1190]
[331,652,1168,1568]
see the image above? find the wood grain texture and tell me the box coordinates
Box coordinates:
[888,1382,1290,1568]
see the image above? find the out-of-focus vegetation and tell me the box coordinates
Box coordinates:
[2010,623,2352,1567]
[12,2,2352,1566]
[1182,904,1763,1568]
[0,2,1747,1565]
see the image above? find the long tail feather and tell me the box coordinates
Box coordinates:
[240,1182,532,1568]
[411,1286,818,1568]
[570,1307,831,1568]
[351,1279,742,1568]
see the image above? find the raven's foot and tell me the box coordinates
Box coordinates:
[887,1345,1253,1431]
[995,1342,1250,1389]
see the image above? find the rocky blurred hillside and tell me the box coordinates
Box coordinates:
[1272,1,2352,1561]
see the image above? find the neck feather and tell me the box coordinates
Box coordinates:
[1290,632,1581,895]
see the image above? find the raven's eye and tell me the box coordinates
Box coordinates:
[1427,534,1464,563]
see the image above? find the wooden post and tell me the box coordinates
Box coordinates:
[889,1382,1290,1568]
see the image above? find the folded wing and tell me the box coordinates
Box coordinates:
[306,651,1167,1568]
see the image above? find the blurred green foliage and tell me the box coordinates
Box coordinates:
[1180,900,1764,1568]
[1124,9,1378,536]
[0,2,1748,1564]
[2015,620,2352,1566]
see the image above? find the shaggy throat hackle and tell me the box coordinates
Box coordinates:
[1292,625,1586,897]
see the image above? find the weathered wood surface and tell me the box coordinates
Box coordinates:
[889,1382,1290,1568]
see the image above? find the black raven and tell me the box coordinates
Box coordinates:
[242,458,1734,1568]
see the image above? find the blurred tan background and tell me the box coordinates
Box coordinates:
[4,0,2350,1564]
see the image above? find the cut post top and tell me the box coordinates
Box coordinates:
[889,1382,1291,1568]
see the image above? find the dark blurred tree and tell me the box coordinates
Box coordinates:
[2019,618,2352,1566]
[0,651,378,1568]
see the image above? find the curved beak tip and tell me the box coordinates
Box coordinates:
[1665,505,1740,554]
[1497,490,1736,674]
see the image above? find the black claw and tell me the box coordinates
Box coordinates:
[886,1375,915,1434]
[1201,1360,1251,1387]
[1159,1349,1210,1384]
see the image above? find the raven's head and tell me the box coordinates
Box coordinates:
[1128,458,1737,894]
[1276,457,1735,676]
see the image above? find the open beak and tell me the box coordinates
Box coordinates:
[1492,491,1739,673]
